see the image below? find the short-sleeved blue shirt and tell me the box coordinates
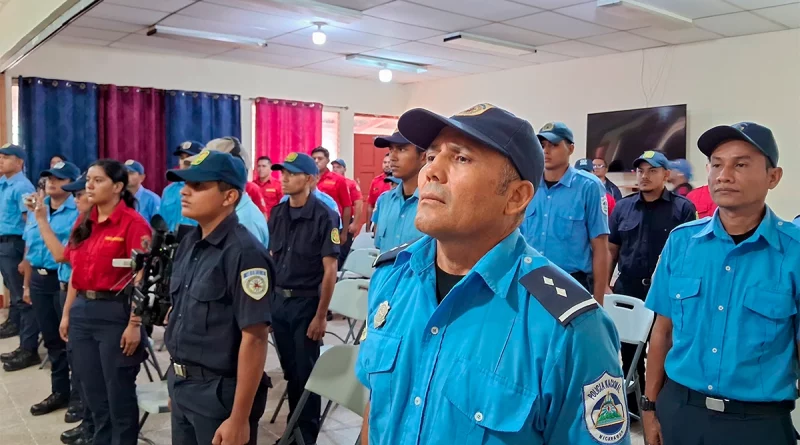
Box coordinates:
[135,186,161,225]
[236,194,269,247]
[0,171,35,236]
[372,185,423,253]
[159,181,197,232]
[24,195,79,270]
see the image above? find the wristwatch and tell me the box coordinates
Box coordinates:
[640,395,656,412]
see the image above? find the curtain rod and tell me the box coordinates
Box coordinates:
[247,97,349,110]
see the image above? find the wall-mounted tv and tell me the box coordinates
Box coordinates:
[586,104,687,172]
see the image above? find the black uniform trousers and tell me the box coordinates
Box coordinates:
[271,293,321,444]
[337,221,355,270]
[657,378,796,445]
[613,275,650,413]
[0,237,39,351]
[169,368,269,445]
[60,288,93,435]
[29,271,69,396]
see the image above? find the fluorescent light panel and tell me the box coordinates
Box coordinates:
[346,54,428,74]
[443,33,536,56]
[147,25,268,47]
[597,0,693,30]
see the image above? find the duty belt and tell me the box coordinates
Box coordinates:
[172,361,233,379]
[275,287,318,298]
[670,378,794,415]
[33,268,58,277]
[79,290,123,301]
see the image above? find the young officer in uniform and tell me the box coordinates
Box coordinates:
[607,151,695,414]
[269,152,340,445]
[253,156,283,218]
[357,104,629,445]
[371,132,426,253]
[520,122,611,304]
[331,158,363,265]
[165,150,274,445]
[160,141,203,232]
[643,122,799,445]
[124,160,160,224]
[0,144,39,368]
[366,153,392,232]
[21,161,81,416]
[311,146,352,244]
[576,159,616,217]
[668,159,694,197]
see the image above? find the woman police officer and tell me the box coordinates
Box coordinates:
[60,159,152,445]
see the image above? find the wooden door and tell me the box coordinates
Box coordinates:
[353,133,387,222]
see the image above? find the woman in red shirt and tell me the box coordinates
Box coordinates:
[59,160,151,445]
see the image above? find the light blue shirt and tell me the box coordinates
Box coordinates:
[24,195,80,270]
[135,186,161,225]
[794,215,799,227]
[372,185,423,253]
[0,171,35,236]
[236,194,269,247]
[356,232,628,445]
[280,189,342,229]
[645,207,800,402]
[520,167,610,274]
[159,182,197,232]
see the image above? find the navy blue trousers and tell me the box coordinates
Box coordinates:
[0,238,39,351]
[60,288,93,429]
[30,272,68,395]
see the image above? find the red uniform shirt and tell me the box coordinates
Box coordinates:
[317,170,352,214]
[345,178,363,203]
[367,173,391,207]
[244,182,268,215]
[686,185,717,218]
[64,202,151,292]
[252,177,283,217]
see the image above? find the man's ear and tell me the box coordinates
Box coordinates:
[768,166,783,190]
[506,180,534,218]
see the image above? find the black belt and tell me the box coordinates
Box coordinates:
[671,379,794,415]
[0,235,22,243]
[78,290,125,301]
[172,361,234,379]
[275,287,318,298]
[32,267,58,277]
[619,275,651,287]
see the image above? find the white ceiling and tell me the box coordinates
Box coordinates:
[50,0,800,83]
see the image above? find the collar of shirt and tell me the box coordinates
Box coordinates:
[540,166,577,189]
[89,200,127,224]
[289,193,320,221]
[387,182,419,202]
[634,187,672,206]
[236,193,253,212]
[46,195,77,215]
[253,177,274,187]
[693,205,782,250]
[1,171,26,187]
[187,210,240,246]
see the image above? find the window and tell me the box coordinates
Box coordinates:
[322,110,340,160]
[11,83,19,145]
[354,114,397,135]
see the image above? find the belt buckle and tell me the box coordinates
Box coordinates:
[282,289,292,298]
[37,269,48,276]
[641,278,651,286]
[705,397,726,412]
[174,363,186,378]
[85,291,96,300]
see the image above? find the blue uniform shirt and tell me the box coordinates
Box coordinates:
[645,207,800,402]
[521,167,610,274]
[0,172,35,236]
[23,195,80,270]
[134,186,161,224]
[794,215,799,226]
[159,181,197,232]
[236,193,269,247]
[372,185,423,253]
[279,189,342,229]
[356,232,629,445]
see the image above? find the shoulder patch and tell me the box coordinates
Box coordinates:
[520,265,598,326]
[778,219,800,243]
[241,268,269,300]
[373,241,415,268]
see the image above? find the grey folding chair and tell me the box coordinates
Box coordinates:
[603,294,655,421]
[338,248,378,280]
[277,345,368,445]
[350,232,375,251]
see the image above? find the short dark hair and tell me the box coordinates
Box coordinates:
[51,154,68,162]
[311,146,330,159]
[218,181,243,206]
[257,156,271,163]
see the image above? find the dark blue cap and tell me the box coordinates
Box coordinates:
[62,172,87,192]
[0,144,25,159]
[574,158,592,172]
[41,161,80,181]
[633,151,670,169]
[398,104,543,185]
[166,150,247,190]
[669,159,692,180]
[698,122,779,167]
[537,122,574,145]
[124,159,145,174]
[271,152,318,175]
[173,140,204,157]
[374,132,412,148]
[332,158,346,169]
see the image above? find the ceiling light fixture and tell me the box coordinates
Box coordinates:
[378,68,393,83]
[443,33,537,57]
[147,25,268,47]
[312,22,327,45]
[345,54,428,74]
[597,0,693,30]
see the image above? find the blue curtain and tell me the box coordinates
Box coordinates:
[18,77,99,180]
[164,90,241,169]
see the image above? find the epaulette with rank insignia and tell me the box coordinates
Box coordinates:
[520,265,598,327]
[372,239,418,268]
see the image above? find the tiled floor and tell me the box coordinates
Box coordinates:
[0,310,644,444]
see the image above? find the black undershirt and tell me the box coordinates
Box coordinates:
[731,225,758,245]
[49,203,56,215]
[403,192,412,200]
[435,263,465,304]
[544,180,558,189]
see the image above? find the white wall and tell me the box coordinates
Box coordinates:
[7,41,411,173]
[406,30,800,219]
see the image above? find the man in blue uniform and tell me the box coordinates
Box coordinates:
[607,151,696,414]
[643,122,799,445]
[124,160,161,224]
[165,150,274,445]
[269,153,340,445]
[371,132,425,253]
[357,104,628,445]
[0,144,39,369]
[160,141,203,232]
[520,122,611,303]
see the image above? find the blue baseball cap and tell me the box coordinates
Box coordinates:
[669,159,692,181]
[331,158,347,169]
[0,144,25,159]
[374,132,413,148]
[41,161,80,181]
[124,159,145,174]
[166,150,247,190]
[538,122,574,145]
[397,103,543,185]
[574,158,592,172]
[173,140,204,157]
[271,152,318,175]
[633,151,670,169]
[62,172,87,192]
[698,122,779,167]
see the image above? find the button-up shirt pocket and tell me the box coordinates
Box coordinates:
[740,287,796,357]
[668,277,702,335]
[360,329,402,440]
[554,210,585,242]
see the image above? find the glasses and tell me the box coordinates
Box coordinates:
[592,165,606,170]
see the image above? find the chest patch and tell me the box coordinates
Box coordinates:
[583,372,628,443]
[241,268,269,300]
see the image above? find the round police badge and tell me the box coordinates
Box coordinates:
[331,228,340,245]
[286,152,298,162]
[456,103,495,117]
[541,122,555,132]
[124,159,135,166]
[182,141,192,149]
[642,150,656,159]
[241,268,269,300]
[54,162,65,169]
[583,372,628,443]
[191,150,210,166]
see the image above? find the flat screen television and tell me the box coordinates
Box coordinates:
[586,104,687,172]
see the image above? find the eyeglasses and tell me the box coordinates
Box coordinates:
[592,165,606,170]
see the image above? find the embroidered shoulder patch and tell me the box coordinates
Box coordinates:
[241,268,269,300]
[520,265,598,326]
[331,228,340,245]
[583,372,628,443]
[601,195,609,216]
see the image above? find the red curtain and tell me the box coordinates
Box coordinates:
[254,98,322,178]
[98,85,167,193]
